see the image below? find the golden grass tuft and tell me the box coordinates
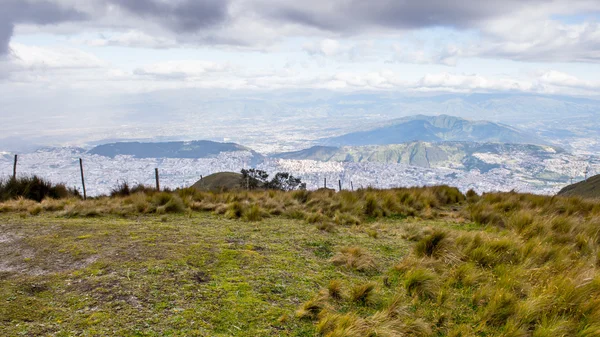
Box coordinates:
[349,282,376,305]
[331,247,377,273]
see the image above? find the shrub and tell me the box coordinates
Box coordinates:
[110,182,131,197]
[0,176,79,202]
[432,185,465,205]
[466,189,479,202]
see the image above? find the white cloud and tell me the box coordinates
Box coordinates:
[476,20,600,63]
[302,39,375,63]
[303,39,341,57]
[133,60,234,80]
[416,72,534,92]
[9,43,106,70]
[389,44,460,66]
[85,30,177,49]
[537,70,598,90]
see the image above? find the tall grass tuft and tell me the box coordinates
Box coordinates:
[331,247,377,273]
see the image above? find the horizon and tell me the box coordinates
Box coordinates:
[1,0,599,196]
[2,1,600,149]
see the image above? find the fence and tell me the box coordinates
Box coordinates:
[4,153,355,197]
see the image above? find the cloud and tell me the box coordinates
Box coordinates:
[85,30,178,49]
[303,39,341,57]
[302,39,376,63]
[0,43,106,81]
[537,70,598,90]
[105,0,230,33]
[133,60,233,80]
[476,21,600,63]
[389,44,461,66]
[9,43,106,70]
[0,0,86,55]
[416,72,534,92]
[254,0,555,33]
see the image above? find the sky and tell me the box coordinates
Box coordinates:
[1,0,600,97]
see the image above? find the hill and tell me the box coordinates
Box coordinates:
[557,174,600,198]
[274,141,563,172]
[191,172,243,191]
[88,140,265,165]
[322,114,544,146]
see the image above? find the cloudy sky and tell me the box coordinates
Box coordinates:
[0,0,599,97]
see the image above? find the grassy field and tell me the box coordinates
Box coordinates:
[1,187,599,336]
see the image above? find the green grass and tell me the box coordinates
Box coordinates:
[0,212,412,336]
[1,187,599,336]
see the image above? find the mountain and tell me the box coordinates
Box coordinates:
[88,140,265,165]
[322,115,545,146]
[273,141,565,173]
[557,174,600,199]
[191,172,243,191]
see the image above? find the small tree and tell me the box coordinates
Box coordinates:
[240,169,269,190]
[267,172,306,191]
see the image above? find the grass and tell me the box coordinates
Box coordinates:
[1,186,599,336]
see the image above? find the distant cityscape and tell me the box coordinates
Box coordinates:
[1,146,596,197]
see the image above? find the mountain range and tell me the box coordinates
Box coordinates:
[322,115,545,146]
[274,142,564,172]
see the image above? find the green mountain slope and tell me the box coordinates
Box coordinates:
[274,141,562,171]
[557,174,600,198]
[191,172,243,191]
[323,114,544,146]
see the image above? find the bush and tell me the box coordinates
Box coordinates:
[111,182,156,197]
[0,176,80,202]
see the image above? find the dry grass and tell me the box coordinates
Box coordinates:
[2,187,600,336]
[294,190,600,336]
[331,247,378,273]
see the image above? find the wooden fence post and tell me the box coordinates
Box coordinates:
[324,178,327,189]
[339,180,342,192]
[12,154,17,180]
[79,158,87,200]
[155,168,160,191]
[351,181,354,191]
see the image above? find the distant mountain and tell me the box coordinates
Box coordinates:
[273,141,564,173]
[322,115,544,146]
[89,140,265,165]
[557,174,600,199]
